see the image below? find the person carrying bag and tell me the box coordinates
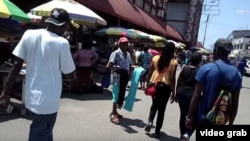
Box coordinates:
[144,67,167,98]
[144,42,178,138]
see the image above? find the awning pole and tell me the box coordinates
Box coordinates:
[118,18,120,26]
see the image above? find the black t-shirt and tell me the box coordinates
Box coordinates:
[177,65,199,96]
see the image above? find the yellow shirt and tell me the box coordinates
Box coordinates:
[150,55,177,85]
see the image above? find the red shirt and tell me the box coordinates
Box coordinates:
[73,49,98,67]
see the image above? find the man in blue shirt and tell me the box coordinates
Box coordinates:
[139,45,152,89]
[185,38,242,130]
[237,58,246,76]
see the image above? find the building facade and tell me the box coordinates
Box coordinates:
[131,0,204,47]
[228,30,250,40]
[231,36,250,58]
[129,0,167,20]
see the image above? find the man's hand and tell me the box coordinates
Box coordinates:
[185,116,194,129]
[170,92,177,103]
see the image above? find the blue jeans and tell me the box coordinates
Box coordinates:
[28,112,57,141]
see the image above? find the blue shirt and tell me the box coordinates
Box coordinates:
[237,60,246,71]
[195,59,242,121]
[139,51,152,70]
[109,48,131,71]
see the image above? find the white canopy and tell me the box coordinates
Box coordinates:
[30,0,107,26]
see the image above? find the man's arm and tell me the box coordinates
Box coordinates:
[187,82,203,117]
[63,71,75,79]
[229,89,240,125]
[146,62,154,86]
[106,51,116,69]
[186,82,203,128]
[175,70,183,99]
[169,63,177,103]
[170,64,177,92]
[1,56,24,99]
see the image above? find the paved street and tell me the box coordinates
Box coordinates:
[1,67,250,141]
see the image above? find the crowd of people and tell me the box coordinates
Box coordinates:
[0,8,244,141]
[106,36,243,141]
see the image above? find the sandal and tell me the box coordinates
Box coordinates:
[110,115,120,124]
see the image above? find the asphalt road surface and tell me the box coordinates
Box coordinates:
[1,67,249,141]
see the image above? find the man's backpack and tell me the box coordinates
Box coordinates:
[205,62,236,125]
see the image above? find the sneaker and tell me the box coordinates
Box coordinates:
[152,132,161,138]
[181,133,190,141]
[144,122,153,132]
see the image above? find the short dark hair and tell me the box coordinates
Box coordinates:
[143,45,149,52]
[214,38,233,56]
[190,52,201,66]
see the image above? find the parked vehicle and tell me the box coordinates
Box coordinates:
[244,60,250,76]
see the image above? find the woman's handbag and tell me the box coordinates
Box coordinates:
[145,67,168,97]
[144,83,157,97]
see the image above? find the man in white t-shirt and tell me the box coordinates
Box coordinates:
[135,46,142,65]
[0,8,75,141]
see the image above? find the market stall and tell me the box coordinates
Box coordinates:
[0,62,26,115]
[0,0,31,114]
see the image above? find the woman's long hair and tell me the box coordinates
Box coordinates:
[157,42,175,73]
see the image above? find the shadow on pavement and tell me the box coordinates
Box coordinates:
[242,86,250,89]
[145,132,180,141]
[0,102,32,123]
[61,89,143,103]
[119,117,147,134]
[61,89,113,101]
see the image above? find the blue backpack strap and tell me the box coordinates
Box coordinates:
[214,61,239,91]
[214,62,221,73]
[214,62,223,83]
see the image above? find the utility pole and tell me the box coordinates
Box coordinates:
[202,14,209,47]
[201,0,220,48]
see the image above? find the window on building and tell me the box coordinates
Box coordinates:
[157,9,164,17]
[152,0,156,6]
[135,0,143,8]
[157,0,163,7]
[246,45,250,50]
[151,8,156,16]
[144,3,151,13]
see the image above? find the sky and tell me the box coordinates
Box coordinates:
[197,0,250,50]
